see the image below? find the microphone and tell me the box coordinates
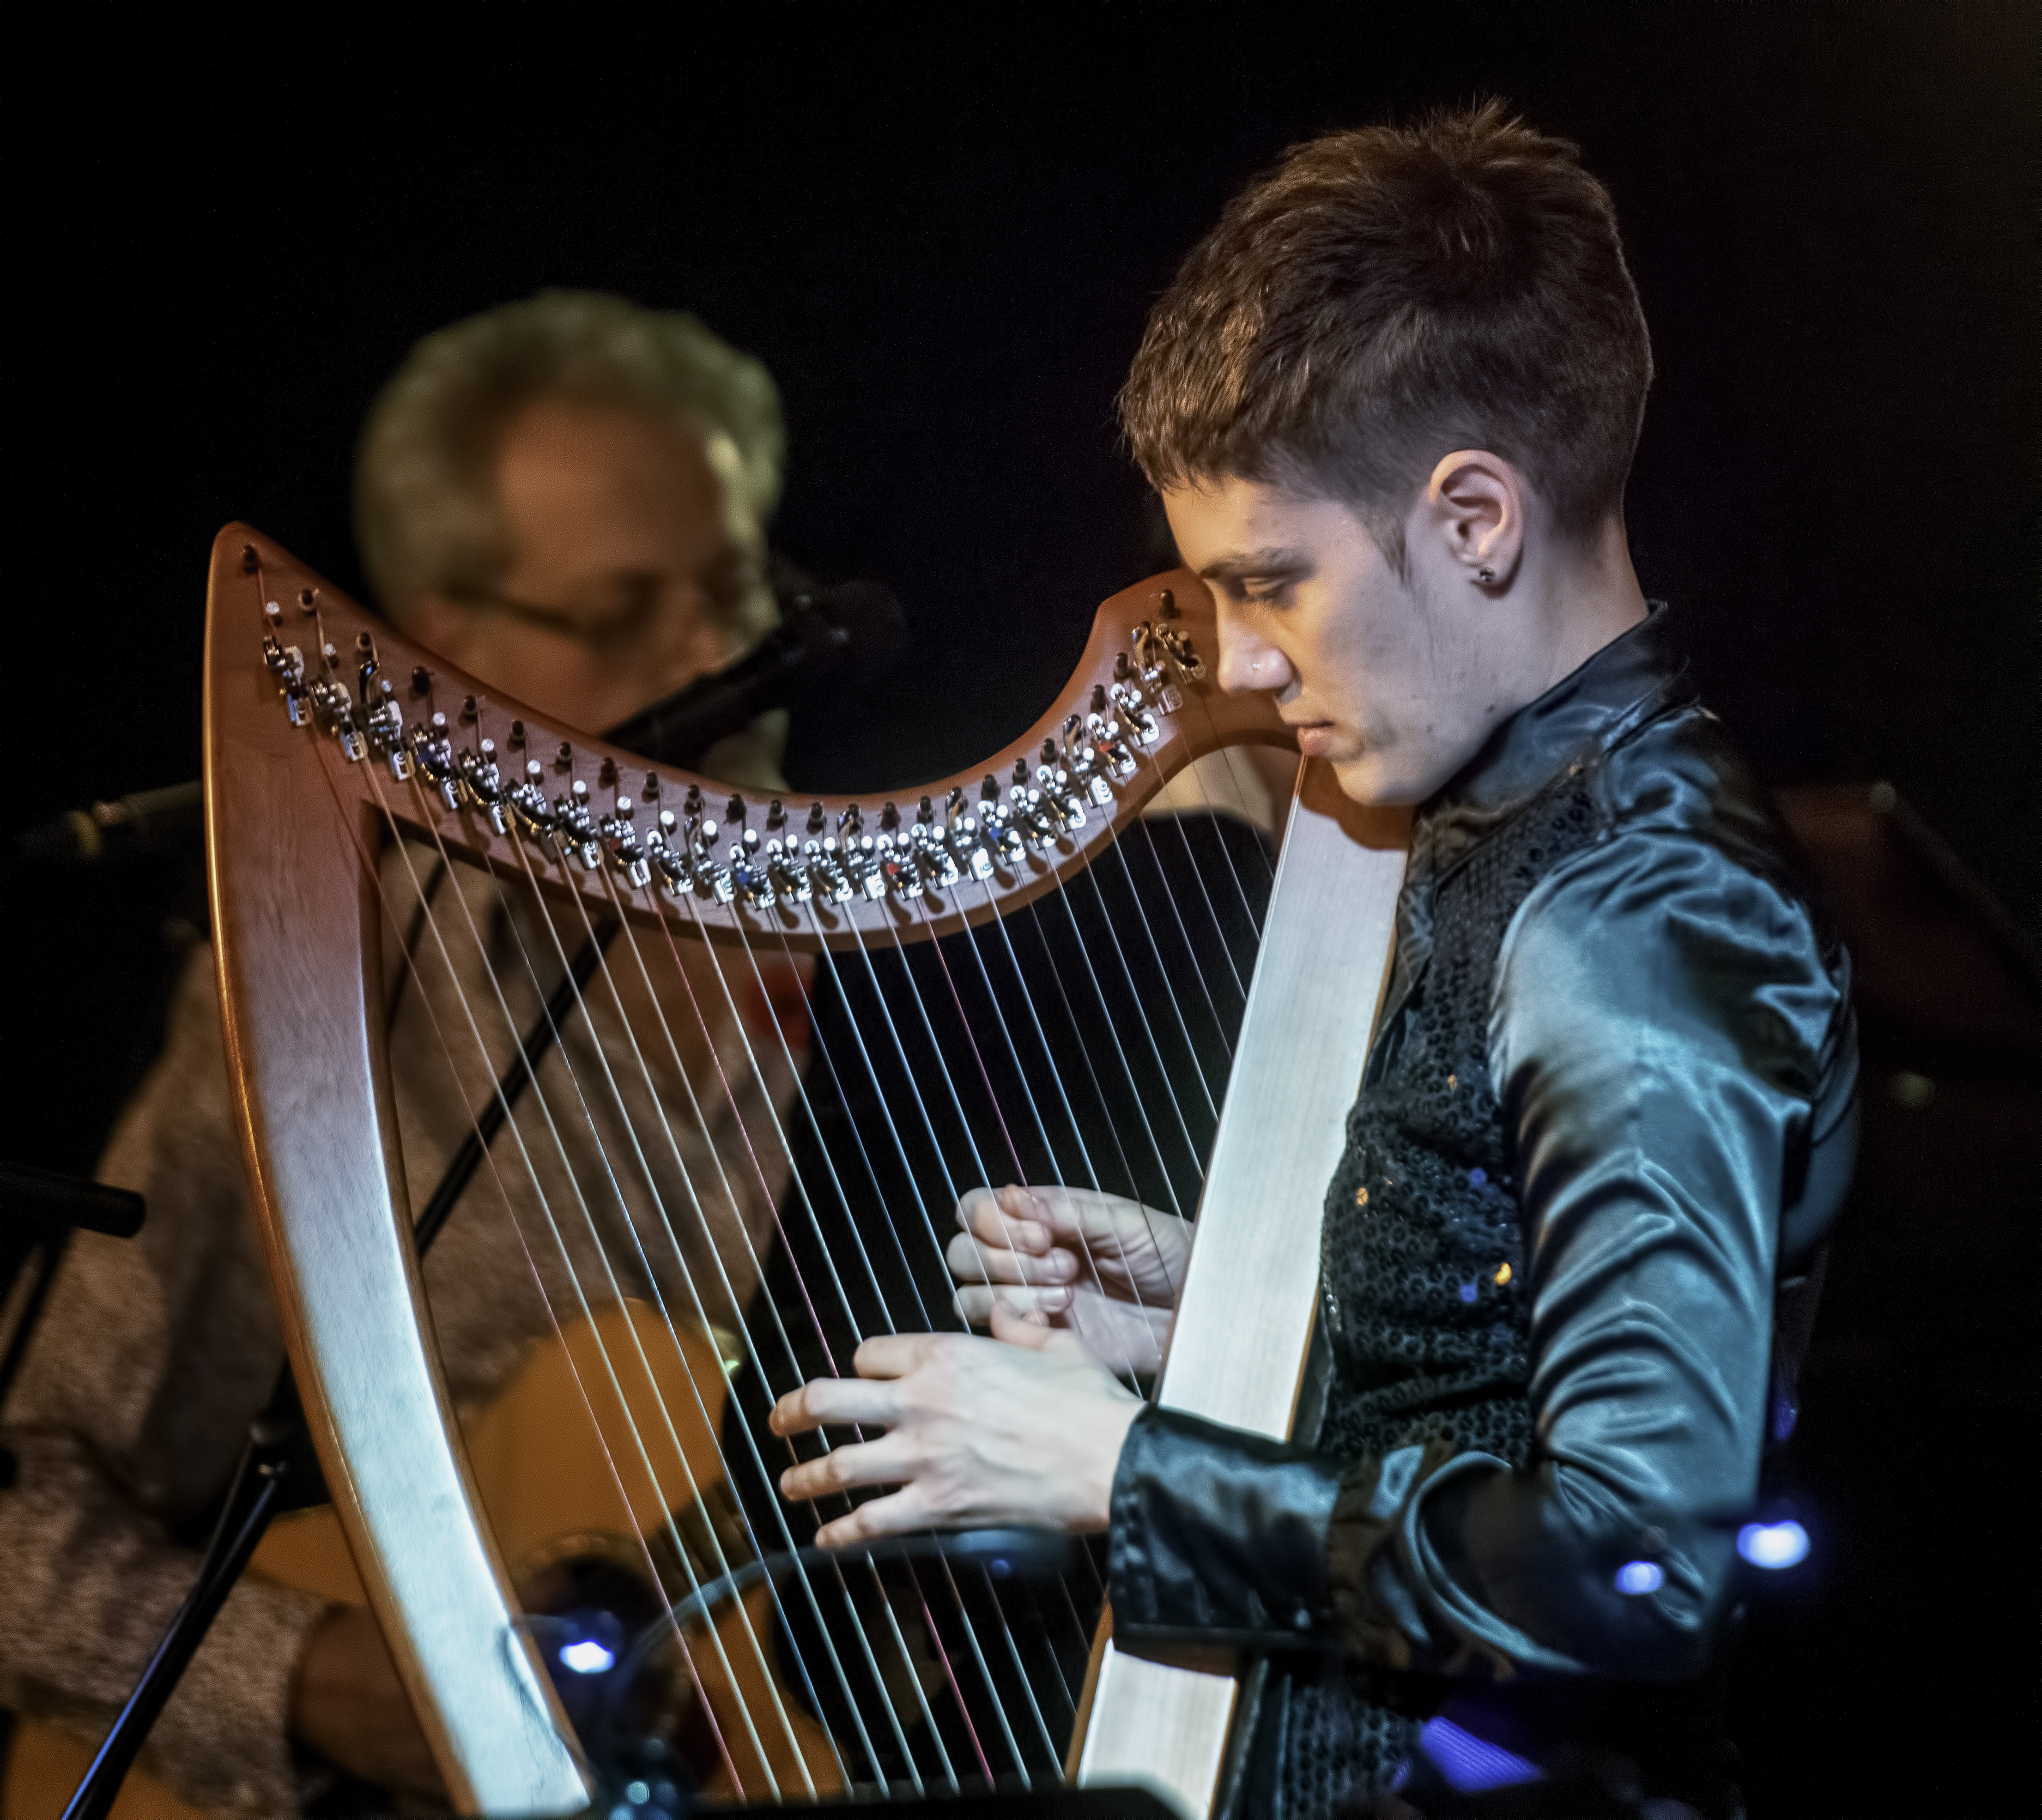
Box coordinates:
[15,579,908,865]
[602,579,907,768]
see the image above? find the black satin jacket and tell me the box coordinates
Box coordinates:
[1107,607,1858,1815]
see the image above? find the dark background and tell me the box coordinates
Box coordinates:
[6,3,2036,1814]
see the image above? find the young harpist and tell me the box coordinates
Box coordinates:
[772,103,1858,1818]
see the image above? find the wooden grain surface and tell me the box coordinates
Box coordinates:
[1075,767,1407,1817]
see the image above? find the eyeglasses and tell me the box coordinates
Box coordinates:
[446,582,667,659]
[447,556,769,663]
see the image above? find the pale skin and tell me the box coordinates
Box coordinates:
[770,451,1648,1547]
[291,399,785,1801]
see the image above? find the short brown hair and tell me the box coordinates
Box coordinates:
[356,290,784,620]
[1120,101,1652,552]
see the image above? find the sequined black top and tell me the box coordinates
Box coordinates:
[1108,605,1859,1817]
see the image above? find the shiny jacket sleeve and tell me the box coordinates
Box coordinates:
[1109,825,1853,1681]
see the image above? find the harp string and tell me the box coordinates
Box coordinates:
[625,878,962,1789]
[904,900,1154,1395]
[316,747,751,1797]
[602,833,1027,1790]
[820,913,1064,1781]
[395,761,849,1796]
[1038,857,1200,1213]
[333,686,1274,1793]
[491,814,895,1792]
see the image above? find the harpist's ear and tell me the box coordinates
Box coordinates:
[1416,447,1527,592]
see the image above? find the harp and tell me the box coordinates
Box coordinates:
[203,521,1404,1816]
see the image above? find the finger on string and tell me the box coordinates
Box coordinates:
[946,1239,1077,1290]
[989,1299,1079,1353]
[770,1373,907,1439]
[812,1488,934,1551]
[953,1285,1074,1328]
[778,1430,920,1503]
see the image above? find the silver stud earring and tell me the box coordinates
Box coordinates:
[1476,566,1497,585]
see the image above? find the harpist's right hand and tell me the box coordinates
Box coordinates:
[947,1185,1189,1377]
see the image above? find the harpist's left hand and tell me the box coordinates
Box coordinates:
[768,1304,1143,1546]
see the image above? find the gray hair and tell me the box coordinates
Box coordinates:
[355,290,785,618]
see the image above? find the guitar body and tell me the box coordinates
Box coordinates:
[4,1302,841,1817]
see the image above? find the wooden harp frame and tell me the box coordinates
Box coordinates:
[203,522,1403,1815]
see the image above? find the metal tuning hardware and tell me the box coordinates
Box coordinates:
[764,834,813,905]
[728,827,776,909]
[1034,741,1089,834]
[1108,676,1162,747]
[551,779,602,871]
[647,808,695,896]
[600,792,653,889]
[261,617,311,726]
[510,761,557,841]
[457,740,509,834]
[944,802,997,881]
[413,715,461,810]
[805,836,852,905]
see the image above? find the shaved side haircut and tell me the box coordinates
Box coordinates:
[1120,100,1653,560]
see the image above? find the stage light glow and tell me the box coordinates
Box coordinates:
[1418,1716,1543,1792]
[1614,1559,1664,1595]
[1737,1519,1809,1569]
[559,1639,616,1674]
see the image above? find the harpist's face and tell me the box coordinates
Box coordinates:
[1163,475,1524,807]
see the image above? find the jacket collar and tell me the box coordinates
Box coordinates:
[1412,602,1691,874]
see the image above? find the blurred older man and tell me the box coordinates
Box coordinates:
[359,288,793,779]
[0,295,812,1817]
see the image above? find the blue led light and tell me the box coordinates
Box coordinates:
[1614,1559,1664,1596]
[1418,1716,1543,1793]
[1737,1519,1810,1570]
[559,1638,617,1675]
[1458,1281,1479,1303]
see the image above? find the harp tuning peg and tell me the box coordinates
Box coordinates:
[508,720,526,748]
[880,802,900,830]
[598,755,618,786]
[685,783,703,814]
[555,742,574,770]
[461,696,479,725]
[981,775,998,803]
[297,587,318,613]
[917,795,933,824]
[410,666,432,697]
[1157,587,1179,620]
[355,631,374,655]
[767,798,785,829]
[807,800,826,833]
[1012,758,1029,788]
[240,544,260,574]
[726,794,745,825]
[1041,739,1058,768]
[1113,652,1132,682]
